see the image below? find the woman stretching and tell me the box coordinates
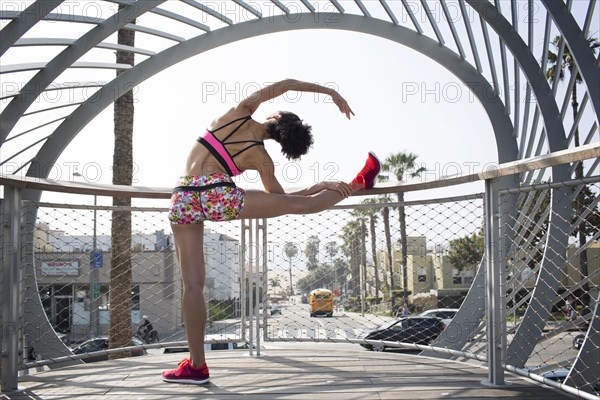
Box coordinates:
[163,79,380,384]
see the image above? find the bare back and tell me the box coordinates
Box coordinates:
[184,108,269,177]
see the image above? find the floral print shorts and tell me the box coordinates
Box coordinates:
[168,173,245,224]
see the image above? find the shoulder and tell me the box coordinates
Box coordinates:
[207,107,251,130]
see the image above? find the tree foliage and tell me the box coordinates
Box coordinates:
[305,235,320,271]
[571,185,600,239]
[283,242,299,260]
[446,230,484,271]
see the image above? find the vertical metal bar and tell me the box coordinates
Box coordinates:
[511,1,520,139]
[566,94,589,146]
[299,0,315,13]
[440,0,466,59]
[550,39,566,98]
[527,4,552,165]
[559,74,578,122]
[459,0,482,73]
[518,0,534,155]
[582,0,596,36]
[510,0,518,33]
[527,0,534,50]
[379,0,398,25]
[240,220,249,348]
[539,13,552,72]
[499,38,510,115]
[261,219,268,343]
[248,219,255,356]
[1,186,22,392]
[494,0,511,116]
[519,0,535,155]
[523,108,540,159]
[513,66,520,138]
[483,179,505,386]
[90,195,99,337]
[254,219,262,357]
[479,15,498,95]
[522,11,552,160]
[518,85,532,158]
[353,0,371,17]
[402,0,423,35]
[329,0,345,14]
[420,0,441,43]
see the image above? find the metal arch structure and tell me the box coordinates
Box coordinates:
[1,0,598,390]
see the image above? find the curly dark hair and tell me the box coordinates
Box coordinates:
[266,111,313,160]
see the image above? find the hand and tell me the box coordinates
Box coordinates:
[331,93,355,119]
[318,181,354,198]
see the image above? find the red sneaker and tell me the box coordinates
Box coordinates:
[162,358,210,384]
[351,152,380,189]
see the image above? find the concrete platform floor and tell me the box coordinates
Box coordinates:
[3,345,574,400]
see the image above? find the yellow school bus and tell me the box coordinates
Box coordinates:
[309,288,334,317]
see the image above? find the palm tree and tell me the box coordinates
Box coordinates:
[376,190,395,308]
[349,210,368,311]
[269,276,281,295]
[380,152,426,306]
[341,219,362,298]
[546,35,599,308]
[109,8,135,357]
[283,242,299,295]
[324,241,339,290]
[357,198,381,299]
[304,235,320,271]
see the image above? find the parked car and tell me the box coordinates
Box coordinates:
[418,308,459,327]
[359,316,446,351]
[536,368,599,395]
[71,337,146,362]
[164,335,255,354]
[258,305,282,316]
[271,305,282,315]
[573,333,585,349]
[541,368,569,383]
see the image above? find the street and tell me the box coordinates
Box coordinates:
[264,298,392,343]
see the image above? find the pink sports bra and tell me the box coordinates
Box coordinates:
[197,116,263,176]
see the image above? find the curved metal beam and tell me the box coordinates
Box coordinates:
[542,0,600,119]
[0,0,64,57]
[465,0,572,368]
[26,13,517,185]
[0,0,167,144]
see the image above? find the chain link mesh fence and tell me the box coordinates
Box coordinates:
[2,177,598,397]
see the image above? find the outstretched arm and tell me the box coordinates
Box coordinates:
[237,79,354,119]
[253,149,354,198]
[287,181,354,198]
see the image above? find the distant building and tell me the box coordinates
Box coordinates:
[34,224,242,341]
[374,236,599,309]
[375,236,480,308]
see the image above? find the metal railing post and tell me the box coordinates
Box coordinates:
[252,219,260,357]
[1,185,22,392]
[243,218,267,357]
[260,219,268,344]
[483,178,506,386]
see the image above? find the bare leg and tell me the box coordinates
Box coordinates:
[171,223,207,367]
[238,188,347,220]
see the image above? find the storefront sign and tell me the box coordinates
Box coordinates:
[92,251,103,269]
[41,261,79,276]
